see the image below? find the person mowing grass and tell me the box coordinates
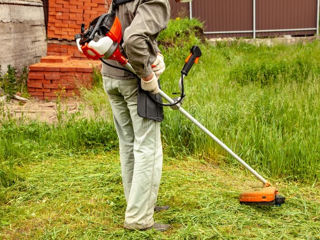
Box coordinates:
[100,0,171,231]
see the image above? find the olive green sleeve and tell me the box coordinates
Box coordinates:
[122,0,170,78]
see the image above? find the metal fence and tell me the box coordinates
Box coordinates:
[170,0,320,38]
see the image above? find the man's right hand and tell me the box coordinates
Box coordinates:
[152,53,165,79]
[141,72,159,94]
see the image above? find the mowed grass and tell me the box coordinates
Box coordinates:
[1,152,320,239]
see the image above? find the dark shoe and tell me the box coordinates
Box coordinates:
[124,222,171,232]
[150,223,171,232]
[154,205,170,212]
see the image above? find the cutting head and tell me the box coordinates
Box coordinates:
[239,187,285,206]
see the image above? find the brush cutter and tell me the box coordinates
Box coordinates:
[75,13,285,206]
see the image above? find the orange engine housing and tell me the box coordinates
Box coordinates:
[239,187,278,204]
[107,16,122,43]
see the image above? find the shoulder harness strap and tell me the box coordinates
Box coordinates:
[112,0,134,11]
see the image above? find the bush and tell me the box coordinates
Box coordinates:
[158,18,205,49]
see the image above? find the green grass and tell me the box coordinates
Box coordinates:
[1,19,320,186]
[158,33,320,182]
[0,114,117,189]
[1,18,320,238]
[1,152,319,239]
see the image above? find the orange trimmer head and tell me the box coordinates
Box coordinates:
[239,187,285,206]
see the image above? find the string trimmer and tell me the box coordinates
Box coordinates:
[75,12,285,206]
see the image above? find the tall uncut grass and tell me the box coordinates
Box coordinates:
[1,18,320,186]
[159,19,320,181]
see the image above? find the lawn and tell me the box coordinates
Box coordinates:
[1,152,320,239]
[1,18,320,239]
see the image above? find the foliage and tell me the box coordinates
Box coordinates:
[158,18,205,49]
[0,65,29,98]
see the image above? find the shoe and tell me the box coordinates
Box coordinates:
[154,205,170,212]
[145,223,171,232]
[125,223,171,232]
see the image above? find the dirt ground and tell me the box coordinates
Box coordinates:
[2,98,90,123]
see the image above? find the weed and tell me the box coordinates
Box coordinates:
[0,65,29,99]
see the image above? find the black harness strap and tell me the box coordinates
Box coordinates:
[112,0,134,11]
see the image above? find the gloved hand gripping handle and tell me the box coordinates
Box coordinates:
[181,46,202,76]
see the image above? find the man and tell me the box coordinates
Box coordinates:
[102,0,171,231]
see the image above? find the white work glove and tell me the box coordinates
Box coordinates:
[141,72,159,94]
[152,53,165,78]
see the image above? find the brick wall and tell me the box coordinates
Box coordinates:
[28,56,101,100]
[47,0,111,41]
[28,0,111,100]
[47,43,86,59]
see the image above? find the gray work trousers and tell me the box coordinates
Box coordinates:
[103,76,163,229]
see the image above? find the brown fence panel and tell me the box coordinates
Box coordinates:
[169,0,190,18]
[192,0,253,38]
[257,0,317,29]
[256,0,317,37]
[188,0,317,38]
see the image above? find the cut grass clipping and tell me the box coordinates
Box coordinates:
[1,153,319,239]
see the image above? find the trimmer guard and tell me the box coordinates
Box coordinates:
[240,187,285,206]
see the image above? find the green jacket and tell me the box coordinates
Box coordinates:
[101,0,171,80]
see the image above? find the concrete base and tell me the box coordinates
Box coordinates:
[0,0,47,73]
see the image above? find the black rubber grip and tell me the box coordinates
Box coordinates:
[181,46,202,76]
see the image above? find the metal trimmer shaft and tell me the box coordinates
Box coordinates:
[125,62,268,186]
[158,89,268,186]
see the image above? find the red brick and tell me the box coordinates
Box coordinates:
[43,83,69,89]
[70,7,83,13]
[44,66,61,72]
[28,72,44,80]
[42,80,51,85]
[29,87,51,93]
[41,56,70,63]
[86,2,98,7]
[91,0,104,3]
[45,72,61,80]
[28,80,43,88]
[29,91,44,97]
[29,65,45,71]
[60,66,77,72]
[44,92,59,97]
[76,67,93,73]
[56,0,67,4]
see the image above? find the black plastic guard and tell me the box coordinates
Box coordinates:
[240,195,285,206]
[137,82,164,122]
